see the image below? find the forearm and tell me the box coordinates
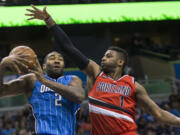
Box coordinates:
[0,83,23,97]
[44,16,56,28]
[41,78,85,103]
[158,110,180,127]
[0,85,13,97]
[46,18,89,70]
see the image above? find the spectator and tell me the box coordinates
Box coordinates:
[1,122,16,135]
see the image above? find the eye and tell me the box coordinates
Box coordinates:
[106,54,112,58]
[49,56,55,60]
[58,58,63,60]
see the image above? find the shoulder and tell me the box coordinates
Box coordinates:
[123,75,135,81]
[59,75,83,85]
[135,81,147,95]
[62,75,82,81]
[69,75,83,86]
[71,75,82,82]
[135,82,144,89]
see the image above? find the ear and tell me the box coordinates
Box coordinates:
[117,59,124,67]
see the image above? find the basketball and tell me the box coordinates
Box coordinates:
[9,46,37,72]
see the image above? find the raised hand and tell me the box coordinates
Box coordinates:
[25,5,50,21]
[0,55,29,74]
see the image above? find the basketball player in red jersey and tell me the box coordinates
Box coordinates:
[25,5,180,135]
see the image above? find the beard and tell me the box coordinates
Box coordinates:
[46,69,63,79]
[101,67,110,74]
[46,66,64,79]
[101,64,116,74]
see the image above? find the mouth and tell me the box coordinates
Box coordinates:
[53,65,62,69]
[101,62,105,67]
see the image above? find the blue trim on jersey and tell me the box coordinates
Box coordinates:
[28,75,80,135]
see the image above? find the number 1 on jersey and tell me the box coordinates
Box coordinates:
[120,96,124,107]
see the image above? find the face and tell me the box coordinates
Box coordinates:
[101,50,124,74]
[43,52,64,78]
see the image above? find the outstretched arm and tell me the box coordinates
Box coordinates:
[0,56,35,98]
[136,82,180,127]
[25,5,101,84]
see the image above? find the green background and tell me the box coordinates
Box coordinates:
[1,1,180,27]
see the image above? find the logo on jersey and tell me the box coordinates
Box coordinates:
[96,82,131,96]
[40,85,54,93]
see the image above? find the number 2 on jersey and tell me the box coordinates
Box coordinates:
[55,93,62,106]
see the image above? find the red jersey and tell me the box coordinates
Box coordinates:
[88,72,138,135]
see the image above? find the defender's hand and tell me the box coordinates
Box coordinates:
[0,55,29,74]
[25,5,50,21]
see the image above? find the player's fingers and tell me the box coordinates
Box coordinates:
[26,9,36,13]
[10,63,22,74]
[31,5,40,11]
[28,69,37,74]
[35,59,40,66]
[14,61,29,74]
[17,56,30,62]
[17,54,31,57]
[15,60,28,69]
[43,6,47,13]
[27,17,36,20]
[25,13,34,17]
[16,57,30,65]
[28,63,37,70]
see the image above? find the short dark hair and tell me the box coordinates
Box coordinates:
[108,46,128,67]
[43,51,63,64]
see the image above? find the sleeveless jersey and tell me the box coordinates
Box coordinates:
[28,75,80,135]
[88,72,137,135]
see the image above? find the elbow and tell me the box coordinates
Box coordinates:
[154,110,163,122]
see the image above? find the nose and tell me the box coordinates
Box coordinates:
[54,61,60,64]
[54,58,60,64]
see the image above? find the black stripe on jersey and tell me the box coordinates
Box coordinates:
[88,96,133,117]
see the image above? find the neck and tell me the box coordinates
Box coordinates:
[46,73,61,80]
[106,69,123,80]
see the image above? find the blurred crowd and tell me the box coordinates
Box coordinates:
[0,105,33,135]
[131,33,180,60]
[113,32,180,60]
[131,33,174,55]
[0,91,179,135]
